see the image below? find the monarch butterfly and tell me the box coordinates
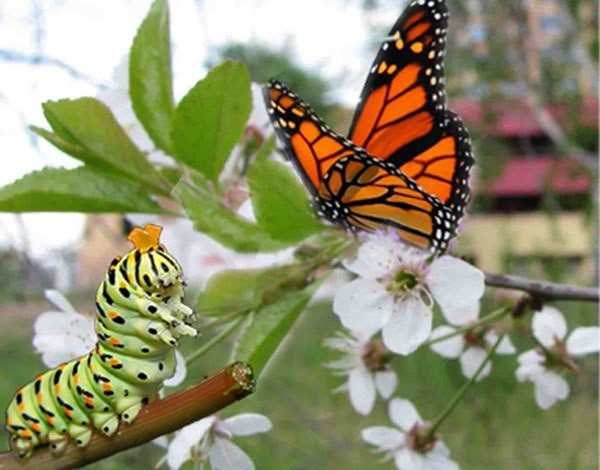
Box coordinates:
[5,224,198,459]
[263,0,474,251]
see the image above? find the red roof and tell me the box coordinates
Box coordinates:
[478,157,591,196]
[452,97,598,137]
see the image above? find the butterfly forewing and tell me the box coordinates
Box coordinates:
[263,81,358,197]
[349,0,450,161]
[347,0,473,211]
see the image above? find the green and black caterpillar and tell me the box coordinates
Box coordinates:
[5,224,198,458]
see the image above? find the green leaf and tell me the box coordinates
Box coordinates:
[42,98,165,191]
[171,61,251,180]
[30,126,90,161]
[0,167,165,213]
[248,139,323,242]
[129,0,174,153]
[197,265,296,316]
[232,284,316,376]
[173,180,287,252]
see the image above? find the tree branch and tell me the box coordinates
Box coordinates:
[484,271,598,302]
[0,49,103,87]
[0,362,255,470]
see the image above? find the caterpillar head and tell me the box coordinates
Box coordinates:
[126,224,185,296]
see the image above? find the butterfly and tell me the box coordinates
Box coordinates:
[263,0,474,252]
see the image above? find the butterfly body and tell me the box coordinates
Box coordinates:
[264,0,474,252]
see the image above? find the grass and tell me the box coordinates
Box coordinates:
[0,296,597,469]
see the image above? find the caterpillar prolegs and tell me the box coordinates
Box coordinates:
[5,224,198,458]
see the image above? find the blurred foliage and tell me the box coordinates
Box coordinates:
[207,42,333,116]
[0,298,597,469]
[0,249,51,301]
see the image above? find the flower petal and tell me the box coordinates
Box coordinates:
[425,256,484,315]
[395,448,425,470]
[459,347,491,381]
[361,426,405,451]
[348,366,376,415]
[425,449,460,470]
[442,300,481,327]
[333,279,392,332]
[220,413,272,436]
[566,327,600,356]
[375,370,398,399]
[152,435,169,449]
[515,350,545,382]
[485,331,516,355]
[388,398,422,431]
[209,437,255,470]
[345,235,402,279]
[429,326,464,358]
[33,311,95,368]
[167,417,216,469]
[44,289,77,313]
[432,440,450,457]
[533,371,569,410]
[164,350,187,388]
[382,297,432,355]
[532,306,567,346]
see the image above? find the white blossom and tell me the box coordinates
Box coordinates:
[166,413,272,470]
[324,330,397,415]
[361,398,459,470]
[333,232,484,355]
[516,306,600,409]
[429,302,515,381]
[33,290,96,367]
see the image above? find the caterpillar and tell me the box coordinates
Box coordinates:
[5,224,198,459]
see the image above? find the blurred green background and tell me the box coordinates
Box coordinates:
[0,296,597,469]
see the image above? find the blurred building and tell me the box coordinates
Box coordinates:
[455,97,596,283]
[75,215,130,289]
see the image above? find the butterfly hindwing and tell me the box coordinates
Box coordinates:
[318,153,456,251]
[398,110,474,217]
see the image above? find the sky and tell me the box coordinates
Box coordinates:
[0,0,405,259]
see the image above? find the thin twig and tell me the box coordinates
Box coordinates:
[0,49,104,87]
[484,271,598,302]
[421,307,510,348]
[425,335,505,440]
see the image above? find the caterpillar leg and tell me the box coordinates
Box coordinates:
[68,424,93,447]
[136,298,198,337]
[10,435,35,459]
[48,429,69,455]
[90,411,120,437]
[120,403,143,424]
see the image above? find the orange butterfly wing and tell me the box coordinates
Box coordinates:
[318,154,456,251]
[348,0,473,215]
[263,81,456,251]
[263,81,358,197]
